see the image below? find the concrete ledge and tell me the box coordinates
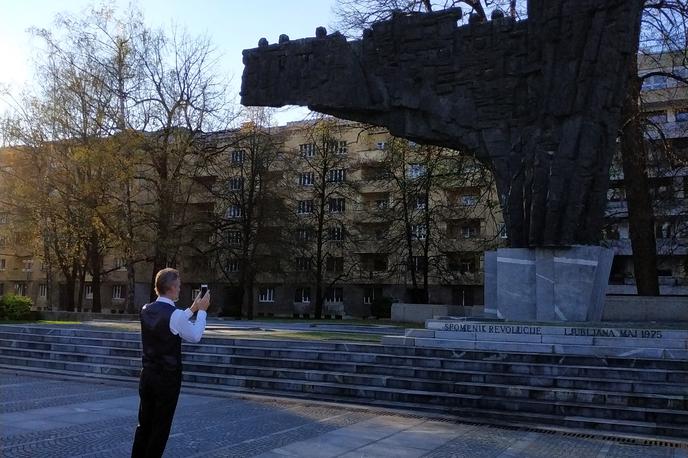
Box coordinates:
[602,296,688,322]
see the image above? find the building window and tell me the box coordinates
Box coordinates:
[326,257,344,273]
[460,195,478,206]
[411,256,427,271]
[337,141,348,155]
[114,258,127,271]
[299,143,316,157]
[294,287,311,303]
[297,200,313,215]
[328,198,346,213]
[38,284,47,298]
[642,75,667,90]
[407,163,425,179]
[231,150,245,164]
[0,258,5,271]
[0,213,7,224]
[15,283,27,296]
[327,226,344,242]
[295,227,311,242]
[228,230,242,246]
[227,259,240,272]
[226,205,242,219]
[656,221,673,239]
[375,198,388,209]
[328,169,346,183]
[0,283,4,296]
[0,236,6,247]
[497,223,508,239]
[461,222,480,239]
[228,177,244,191]
[299,172,315,186]
[412,224,427,240]
[259,287,275,303]
[85,284,94,300]
[22,259,33,272]
[414,195,427,210]
[325,287,343,303]
[645,110,667,124]
[112,285,125,301]
[363,286,383,305]
[676,110,688,123]
[296,257,312,271]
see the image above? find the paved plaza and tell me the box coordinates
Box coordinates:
[0,370,685,458]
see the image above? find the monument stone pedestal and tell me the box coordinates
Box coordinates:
[484,245,614,322]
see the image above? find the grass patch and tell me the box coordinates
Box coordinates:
[223,318,423,329]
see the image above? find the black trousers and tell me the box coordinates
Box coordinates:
[131,366,182,458]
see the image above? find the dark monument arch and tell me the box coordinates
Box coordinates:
[241,0,644,321]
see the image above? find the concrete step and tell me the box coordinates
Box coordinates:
[3,335,687,387]
[386,335,688,360]
[2,326,688,371]
[4,362,687,439]
[2,346,686,408]
[2,342,686,397]
[2,330,687,375]
[1,353,687,434]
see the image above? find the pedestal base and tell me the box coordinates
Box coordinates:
[484,245,613,322]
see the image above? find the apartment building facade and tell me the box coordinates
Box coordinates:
[1,55,686,316]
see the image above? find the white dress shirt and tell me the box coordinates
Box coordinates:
[156,296,207,343]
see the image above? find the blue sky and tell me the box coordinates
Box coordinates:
[0,0,337,124]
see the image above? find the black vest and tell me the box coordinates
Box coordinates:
[140,301,182,372]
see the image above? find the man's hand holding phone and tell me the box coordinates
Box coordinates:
[191,286,210,313]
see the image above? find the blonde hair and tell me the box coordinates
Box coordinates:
[154,268,179,296]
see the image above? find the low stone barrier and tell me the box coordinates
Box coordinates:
[37,310,139,321]
[382,319,688,360]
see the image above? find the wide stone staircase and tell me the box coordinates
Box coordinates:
[0,324,686,439]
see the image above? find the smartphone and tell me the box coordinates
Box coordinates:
[200,284,208,297]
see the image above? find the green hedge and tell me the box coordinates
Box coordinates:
[0,294,33,320]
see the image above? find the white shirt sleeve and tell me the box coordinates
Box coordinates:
[169,308,207,343]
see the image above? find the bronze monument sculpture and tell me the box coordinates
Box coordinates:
[241,0,644,321]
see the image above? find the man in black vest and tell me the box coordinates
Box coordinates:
[131,268,210,457]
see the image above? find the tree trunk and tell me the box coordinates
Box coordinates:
[620,55,660,296]
[126,261,137,314]
[89,231,102,313]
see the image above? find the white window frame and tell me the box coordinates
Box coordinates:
[408,163,426,179]
[228,177,244,191]
[460,195,478,206]
[328,198,346,213]
[325,287,343,303]
[231,150,245,164]
[259,287,275,303]
[22,259,33,272]
[412,224,427,240]
[299,172,315,186]
[227,205,242,219]
[0,258,5,271]
[85,284,94,300]
[15,283,27,296]
[39,284,47,298]
[297,200,313,215]
[299,143,316,157]
[328,169,346,182]
[295,287,311,303]
[228,230,242,246]
[227,260,240,272]
[112,285,125,301]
